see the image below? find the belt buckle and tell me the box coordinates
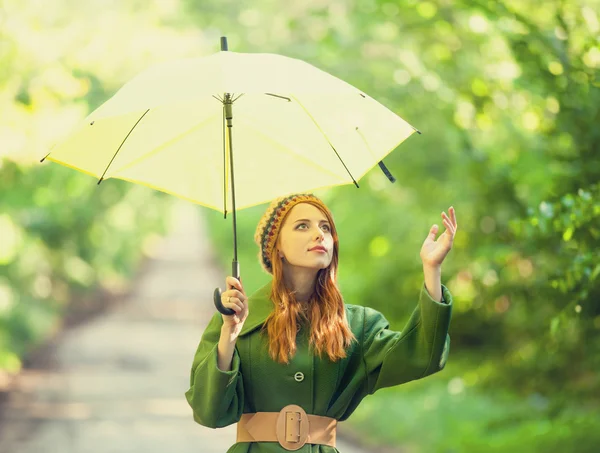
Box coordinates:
[276,404,309,451]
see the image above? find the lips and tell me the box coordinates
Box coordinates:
[309,246,327,252]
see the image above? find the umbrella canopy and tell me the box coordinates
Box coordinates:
[43,46,417,213]
[42,38,419,314]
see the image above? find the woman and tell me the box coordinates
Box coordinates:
[185,193,457,452]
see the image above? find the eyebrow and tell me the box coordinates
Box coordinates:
[294,218,329,223]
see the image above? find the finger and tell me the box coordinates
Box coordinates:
[228,302,243,314]
[226,276,243,292]
[441,219,452,236]
[228,289,247,301]
[443,218,455,235]
[225,286,246,304]
[449,206,457,228]
[441,212,453,229]
[222,295,244,311]
[223,303,241,315]
[234,298,245,311]
[233,299,244,311]
[428,224,439,239]
[223,297,242,311]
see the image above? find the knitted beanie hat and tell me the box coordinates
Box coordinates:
[254,193,333,275]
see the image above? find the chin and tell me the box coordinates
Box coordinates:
[289,258,332,270]
[315,259,332,270]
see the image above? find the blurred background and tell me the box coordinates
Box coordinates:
[1,0,599,452]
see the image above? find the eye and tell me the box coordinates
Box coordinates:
[296,223,331,231]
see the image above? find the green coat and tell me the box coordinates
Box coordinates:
[185,279,453,453]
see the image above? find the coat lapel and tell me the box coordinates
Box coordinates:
[239,279,274,337]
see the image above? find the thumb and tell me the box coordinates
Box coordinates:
[423,224,438,245]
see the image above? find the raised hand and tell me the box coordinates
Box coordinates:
[420,206,457,268]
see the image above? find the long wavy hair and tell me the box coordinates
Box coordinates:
[261,200,356,364]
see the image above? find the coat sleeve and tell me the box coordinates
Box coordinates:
[184,311,244,428]
[362,282,452,394]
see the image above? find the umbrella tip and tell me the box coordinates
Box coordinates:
[378,161,396,183]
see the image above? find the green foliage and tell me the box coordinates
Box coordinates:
[346,359,600,453]
[0,0,178,371]
[0,159,171,370]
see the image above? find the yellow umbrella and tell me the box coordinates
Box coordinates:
[41,37,419,314]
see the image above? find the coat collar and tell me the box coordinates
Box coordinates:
[239,278,275,337]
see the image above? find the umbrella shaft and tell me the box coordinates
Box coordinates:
[224,95,238,262]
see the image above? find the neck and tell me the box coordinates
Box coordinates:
[282,263,318,302]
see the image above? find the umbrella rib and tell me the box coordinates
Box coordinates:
[265,93,291,101]
[235,116,347,181]
[98,109,150,184]
[107,113,219,177]
[289,95,359,188]
[232,93,245,103]
[247,94,354,180]
[355,126,396,183]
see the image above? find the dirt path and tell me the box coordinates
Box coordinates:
[0,200,376,453]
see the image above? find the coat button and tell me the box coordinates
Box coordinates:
[294,372,304,382]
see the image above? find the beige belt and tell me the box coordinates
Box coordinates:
[236,404,337,451]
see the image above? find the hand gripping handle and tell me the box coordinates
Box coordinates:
[213,260,239,315]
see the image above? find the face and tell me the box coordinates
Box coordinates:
[276,203,334,271]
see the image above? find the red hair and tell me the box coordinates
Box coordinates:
[261,200,356,364]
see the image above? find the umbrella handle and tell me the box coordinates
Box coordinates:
[213,288,235,315]
[213,260,240,315]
